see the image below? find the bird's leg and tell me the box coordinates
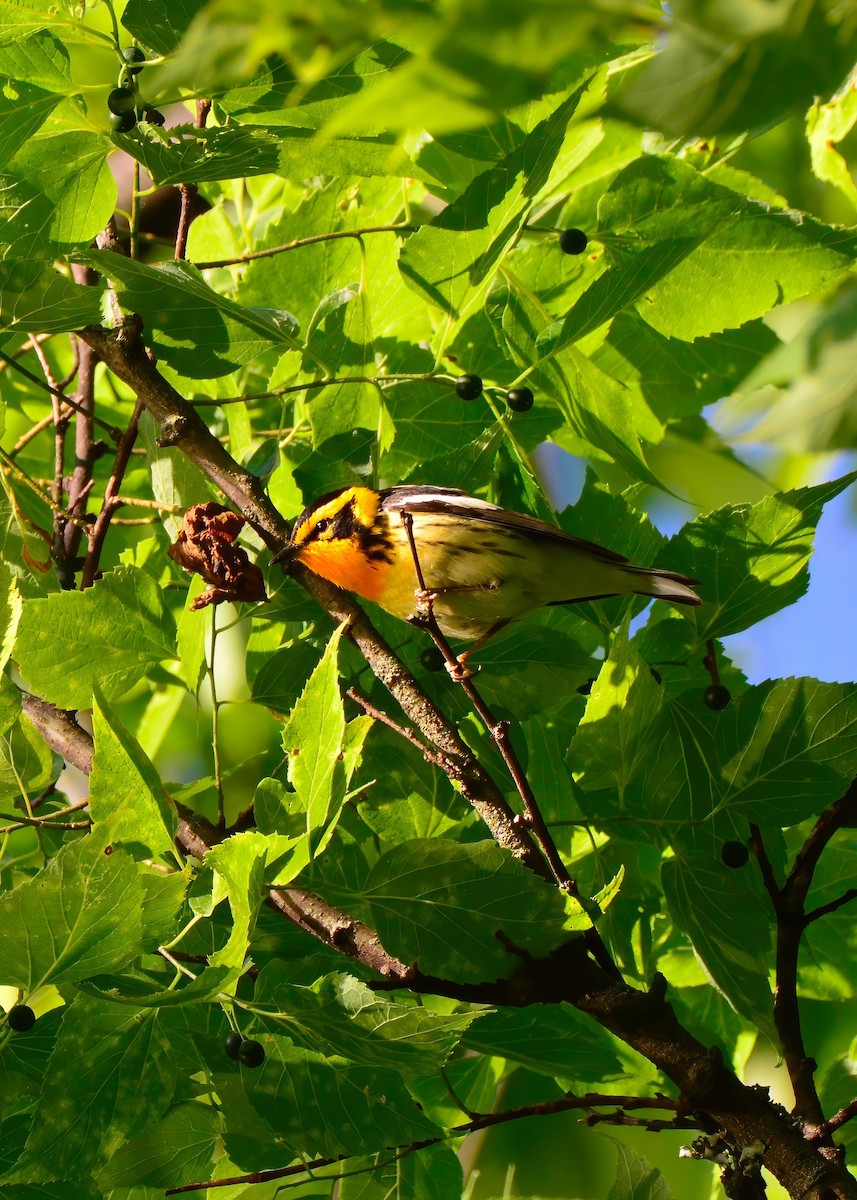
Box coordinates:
[398,511,472,679]
[397,511,580,892]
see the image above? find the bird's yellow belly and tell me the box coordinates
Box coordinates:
[377,514,544,642]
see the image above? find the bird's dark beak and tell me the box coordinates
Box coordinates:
[271,542,296,570]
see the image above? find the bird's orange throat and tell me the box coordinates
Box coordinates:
[296,538,388,604]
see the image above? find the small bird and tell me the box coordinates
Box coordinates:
[276,485,700,652]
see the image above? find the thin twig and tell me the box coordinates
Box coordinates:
[804,889,857,924]
[397,509,569,889]
[27,334,71,565]
[61,276,99,586]
[190,371,450,406]
[80,398,143,588]
[193,224,415,270]
[0,447,91,535]
[810,1099,857,1142]
[175,99,211,261]
[345,687,453,772]
[0,349,121,439]
[0,812,91,834]
[164,1092,689,1194]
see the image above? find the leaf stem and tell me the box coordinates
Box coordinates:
[192,224,416,270]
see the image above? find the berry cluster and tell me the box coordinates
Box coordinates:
[107,46,163,133]
[454,375,535,413]
[448,228,590,411]
[224,1031,265,1068]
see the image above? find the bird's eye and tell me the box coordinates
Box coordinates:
[315,517,332,535]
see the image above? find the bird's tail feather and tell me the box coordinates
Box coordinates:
[624,566,701,607]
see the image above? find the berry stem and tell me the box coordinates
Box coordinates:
[702,638,721,684]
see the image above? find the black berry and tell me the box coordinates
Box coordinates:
[420,647,445,672]
[238,1038,265,1068]
[225,1030,243,1060]
[506,387,534,412]
[122,46,146,74]
[107,86,136,115]
[7,1004,36,1032]
[703,684,731,711]
[721,841,749,869]
[559,228,588,255]
[110,111,136,133]
[454,374,483,401]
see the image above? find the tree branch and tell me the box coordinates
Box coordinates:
[76,317,546,874]
[20,683,857,1200]
[752,785,857,1134]
[164,1091,695,1195]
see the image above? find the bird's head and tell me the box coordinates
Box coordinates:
[273,487,391,601]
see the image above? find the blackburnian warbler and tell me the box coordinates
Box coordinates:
[276,485,700,650]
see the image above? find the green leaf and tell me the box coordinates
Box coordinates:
[119,122,422,187]
[472,622,596,718]
[399,87,587,320]
[807,68,857,212]
[175,576,208,692]
[235,178,406,332]
[0,32,73,94]
[95,1100,220,1189]
[356,724,470,844]
[89,691,178,860]
[242,1035,439,1158]
[662,853,776,1040]
[250,637,324,715]
[549,346,666,486]
[9,132,115,248]
[121,0,206,55]
[799,842,857,1001]
[461,1003,622,1082]
[0,263,104,333]
[76,251,300,378]
[339,1143,462,1200]
[570,626,664,797]
[596,156,857,341]
[0,83,60,165]
[617,1,852,137]
[14,565,177,709]
[5,996,175,1183]
[364,839,570,983]
[254,964,479,1079]
[718,678,857,826]
[204,831,269,983]
[663,471,857,640]
[384,380,496,465]
[305,288,382,448]
[282,624,369,854]
[607,1142,675,1200]
[0,3,103,46]
[0,836,143,992]
[593,311,781,424]
[0,715,55,800]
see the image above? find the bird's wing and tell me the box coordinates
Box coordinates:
[379,486,630,565]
